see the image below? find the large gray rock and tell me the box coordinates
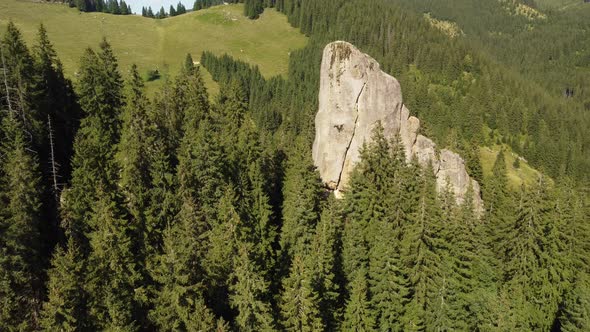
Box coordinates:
[313,41,483,212]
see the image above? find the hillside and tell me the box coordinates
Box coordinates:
[535,0,586,9]
[1,0,589,330]
[0,1,307,94]
[396,0,590,102]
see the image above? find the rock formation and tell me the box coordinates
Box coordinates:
[312,41,483,212]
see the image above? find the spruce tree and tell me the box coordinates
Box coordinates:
[116,64,153,265]
[503,180,565,330]
[176,117,225,221]
[205,189,240,283]
[244,0,264,19]
[149,201,209,330]
[385,134,415,231]
[341,185,370,290]
[114,64,159,326]
[110,0,121,14]
[230,245,275,332]
[402,162,446,331]
[559,274,590,332]
[222,120,278,280]
[1,22,39,146]
[368,219,409,331]
[342,270,375,332]
[32,23,79,185]
[484,149,513,266]
[85,187,140,331]
[40,237,88,331]
[184,297,217,332]
[165,62,209,153]
[177,2,186,14]
[30,24,81,274]
[241,155,277,280]
[195,0,203,10]
[280,255,324,331]
[203,188,241,317]
[143,136,176,259]
[120,1,129,14]
[64,39,124,244]
[150,74,215,321]
[308,197,342,329]
[0,113,43,330]
[158,6,167,19]
[216,78,248,133]
[444,183,479,330]
[555,179,590,275]
[280,137,322,263]
[342,124,395,286]
[184,53,195,74]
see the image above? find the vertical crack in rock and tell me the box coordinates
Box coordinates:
[336,82,366,190]
[398,104,404,135]
[314,41,483,214]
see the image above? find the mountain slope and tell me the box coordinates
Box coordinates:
[0,1,307,94]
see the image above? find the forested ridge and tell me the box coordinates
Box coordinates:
[247,0,588,187]
[0,0,589,331]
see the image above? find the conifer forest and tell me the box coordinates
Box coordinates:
[0,0,589,331]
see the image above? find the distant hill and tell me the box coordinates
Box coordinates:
[395,0,590,103]
[0,1,307,94]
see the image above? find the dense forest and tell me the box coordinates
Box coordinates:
[1,0,589,331]
[61,0,133,15]
[141,2,188,19]
[140,0,264,20]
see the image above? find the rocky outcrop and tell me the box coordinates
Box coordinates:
[312,41,483,212]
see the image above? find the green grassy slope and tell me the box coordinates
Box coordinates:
[480,145,545,190]
[534,0,585,10]
[0,1,307,95]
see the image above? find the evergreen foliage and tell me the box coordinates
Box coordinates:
[71,0,133,15]
[279,137,322,262]
[245,0,264,19]
[40,237,88,331]
[280,255,324,331]
[502,179,567,330]
[1,6,589,331]
[230,245,275,332]
[149,209,209,330]
[559,274,590,332]
[63,39,124,245]
[193,0,224,11]
[342,270,375,332]
[403,162,447,330]
[85,187,140,330]
[308,197,342,329]
[0,113,43,330]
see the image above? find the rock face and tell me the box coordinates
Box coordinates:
[312,41,483,211]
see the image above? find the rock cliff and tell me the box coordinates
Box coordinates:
[312,41,483,211]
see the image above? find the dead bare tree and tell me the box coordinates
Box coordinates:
[0,40,15,114]
[47,114,61,202]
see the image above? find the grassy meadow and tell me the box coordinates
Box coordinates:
[0,1,307,95]
[533,0,587,10]
[480,145,546,190]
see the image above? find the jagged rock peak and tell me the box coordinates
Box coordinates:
[312,41,483,212]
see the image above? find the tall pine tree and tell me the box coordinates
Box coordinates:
[230,245,275,332]
[280,255,324,331]
[0,112,43,330]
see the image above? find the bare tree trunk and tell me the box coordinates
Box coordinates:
[48,114,60,202]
